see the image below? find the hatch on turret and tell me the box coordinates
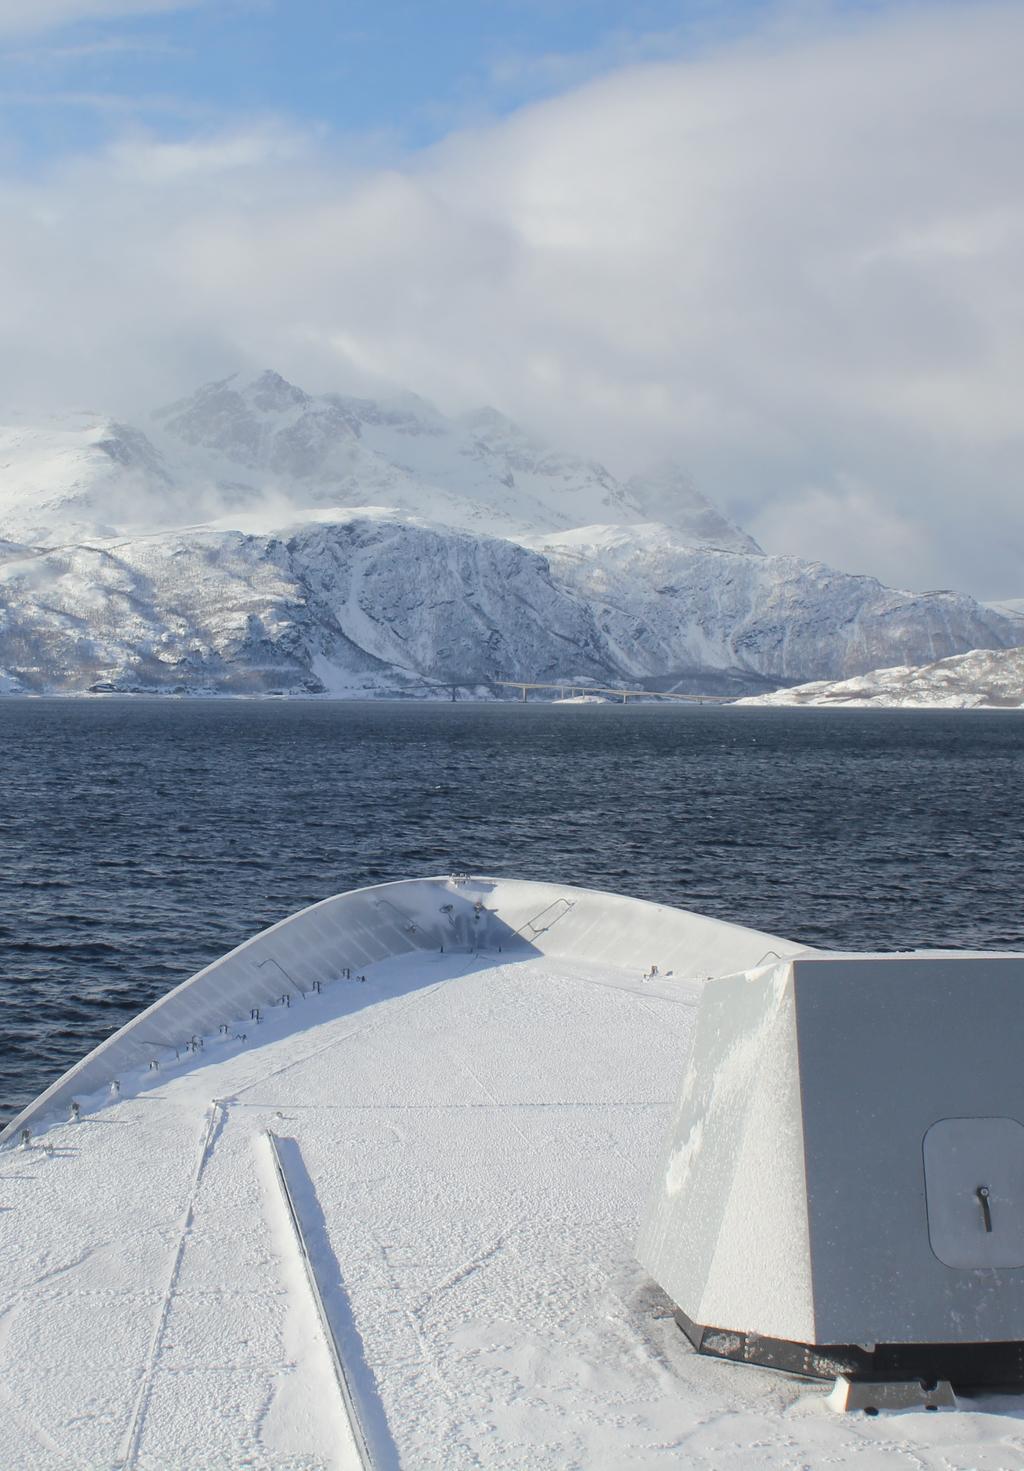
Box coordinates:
[923,1116,1024,1269]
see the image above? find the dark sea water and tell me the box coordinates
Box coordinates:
[2,698,1023,1125]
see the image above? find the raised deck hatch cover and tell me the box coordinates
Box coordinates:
[924,1117,1024,1269]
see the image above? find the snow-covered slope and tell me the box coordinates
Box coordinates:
[623,462,760,554]
[987,598,1024,621]
[530,524,1023,686]
[1,370,1021,696]
[0,415,176,544]
[738,645,1024,708]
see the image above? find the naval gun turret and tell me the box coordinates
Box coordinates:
[637,953,1024,1401]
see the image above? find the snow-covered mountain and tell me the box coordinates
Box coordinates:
[0,370,1021,697]
[0,372,756,552]
[737,646,1024,708]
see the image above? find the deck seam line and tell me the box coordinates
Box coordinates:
[117,1099,223,1470]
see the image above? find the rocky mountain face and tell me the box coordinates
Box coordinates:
[737,646,1024,708]
[527,524,1020,685]
[0,370,1020,697]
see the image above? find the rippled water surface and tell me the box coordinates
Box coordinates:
[2,698,1023,1123]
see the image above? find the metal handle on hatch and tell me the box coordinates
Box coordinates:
[976,1185,993,1233]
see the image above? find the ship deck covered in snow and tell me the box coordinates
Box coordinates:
[3,877,1024,1469]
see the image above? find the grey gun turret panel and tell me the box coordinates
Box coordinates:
[796,954,1024,1343]
[638,952,1024,1354]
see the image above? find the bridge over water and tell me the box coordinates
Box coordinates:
[493,679,734,704]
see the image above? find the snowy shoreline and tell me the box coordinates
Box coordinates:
[2,685,1023,710]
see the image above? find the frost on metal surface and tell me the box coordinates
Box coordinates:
[638,961,815,1345]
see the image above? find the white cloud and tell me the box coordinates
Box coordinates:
[0,1,1022,597]
[749,477,929,589]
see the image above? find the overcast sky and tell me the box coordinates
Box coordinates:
[0,0,1021,598]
